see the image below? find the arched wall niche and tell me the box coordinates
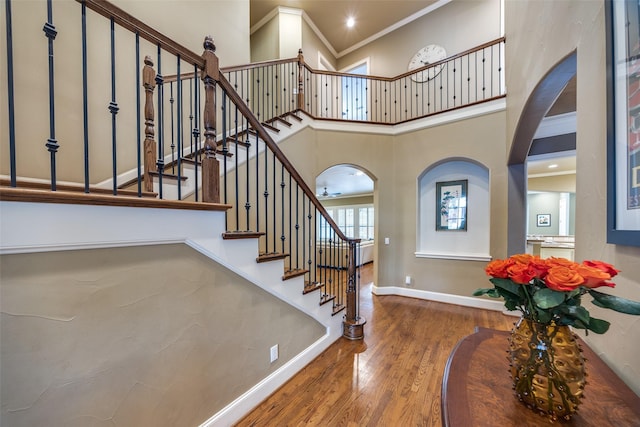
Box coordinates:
[417,158,491,261]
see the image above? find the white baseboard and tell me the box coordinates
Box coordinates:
[371,284,518,314]
[199,332,338,427]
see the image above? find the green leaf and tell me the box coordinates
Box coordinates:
[588,290,640,315]
[587,317,611,334]
[473,288,495,297]
[559,305,591,325]
[533,288,565,309]
[535,308,553,324]
[490,278,524,296]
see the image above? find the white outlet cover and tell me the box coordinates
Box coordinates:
[270,344,279,363]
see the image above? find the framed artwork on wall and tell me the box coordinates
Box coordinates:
[537,214,551,227]
[436,180,467,231]
[606,0,640,247]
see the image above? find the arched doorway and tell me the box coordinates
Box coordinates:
[316,164,376,280]
[508,52,577,254]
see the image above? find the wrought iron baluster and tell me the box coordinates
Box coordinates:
[169,81,175,173]
[81,3,89,192]
[43,0,58,190]
[135,33,141,197]
[109,18,119,194]
[156,45,165,198]
[192,63,200,202]
[5,0,16,186]
[176,57,182,200]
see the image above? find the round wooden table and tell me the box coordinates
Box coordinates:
[441,327,640,426]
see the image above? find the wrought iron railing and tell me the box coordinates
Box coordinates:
[1,0,364,339]
[218,38,505,126]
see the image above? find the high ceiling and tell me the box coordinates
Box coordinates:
[250,0,440,55]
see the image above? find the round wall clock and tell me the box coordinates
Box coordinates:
[407,44,447,83]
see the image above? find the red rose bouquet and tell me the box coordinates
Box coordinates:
[474,254,640,333]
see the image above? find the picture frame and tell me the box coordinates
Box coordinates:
[436,179,467,231]
[537,214,551,227]
[606,0,640,247]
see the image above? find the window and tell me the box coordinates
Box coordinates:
[359,207,374,240]
[318,205,374,240]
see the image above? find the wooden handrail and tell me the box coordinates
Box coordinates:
[77,0,205,68]
[217,72,356,244]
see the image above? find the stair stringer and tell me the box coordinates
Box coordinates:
[0,201,344,427]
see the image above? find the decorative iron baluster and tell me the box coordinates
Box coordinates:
[43,0,58,190]
[169,81,175,173]
[81,2,89,192]
[135,33,141,197]
[5,0,16,186]
[176,56,182,200]
[192,63,200,202]
[201,36,220,203]
[109,18,119,195]
[156,45,165,198]
[142,56,156,193]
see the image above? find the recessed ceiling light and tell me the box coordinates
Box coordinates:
[548,164,558,169]
[346,17,355,28]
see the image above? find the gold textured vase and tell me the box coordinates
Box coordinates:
[508,318,586,421]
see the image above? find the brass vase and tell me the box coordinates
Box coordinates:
[508,318,586,421]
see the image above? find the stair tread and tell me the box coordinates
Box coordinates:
[282,268,308,281]
[319,293,336,305]
[222,231,266,240]
[257,252,289,263]
[303,281,322,294]
[332,303,346,316]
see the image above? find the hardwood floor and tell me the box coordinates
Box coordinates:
[235,263,516,426]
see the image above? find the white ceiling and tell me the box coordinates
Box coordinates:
[316,165,373,199]
[250,0,442,56]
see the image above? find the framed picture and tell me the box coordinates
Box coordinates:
[537,214,551,227]
[606,0,640,246]
[436,179,467,231]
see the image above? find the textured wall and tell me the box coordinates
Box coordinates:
[1,244,324,427]
[505,0,640,395]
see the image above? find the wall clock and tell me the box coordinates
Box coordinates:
[407,44,447,83]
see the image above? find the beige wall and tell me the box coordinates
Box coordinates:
[337,0,501,76]
[279,111,507,297]
[0,244,324,427]
[506,1,640,394]
[251,15,279,62]
[301,19,337,70]
[528,174,576,193]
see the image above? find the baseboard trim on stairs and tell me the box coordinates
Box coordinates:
[199,332,337,427]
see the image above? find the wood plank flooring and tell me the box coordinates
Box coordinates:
[235,264,516,426]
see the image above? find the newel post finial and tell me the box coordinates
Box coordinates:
[200,35,220,203]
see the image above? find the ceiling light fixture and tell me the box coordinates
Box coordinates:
[548,164,559,169]
[346,17,355,28]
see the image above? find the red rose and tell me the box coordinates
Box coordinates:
[485,258,514,278]
[576,265,616,289]
[545,266,585,291]
[582,260,620,278]
[507,263,537,284]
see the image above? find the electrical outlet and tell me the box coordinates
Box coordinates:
[270,344,279,363]
[405,275,412,286]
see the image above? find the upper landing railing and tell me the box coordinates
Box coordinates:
[221,37,505,126]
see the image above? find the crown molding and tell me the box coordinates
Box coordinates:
[251,0,452,61]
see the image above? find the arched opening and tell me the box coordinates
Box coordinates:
[315,164,376,277]
[508,52,577,255]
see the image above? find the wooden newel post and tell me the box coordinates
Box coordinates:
[142,56,157,193]
[343,240,366,340]
[297,49,304,112]
[201,36,220,203]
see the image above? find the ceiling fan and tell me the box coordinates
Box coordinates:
[320,187,341,198]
